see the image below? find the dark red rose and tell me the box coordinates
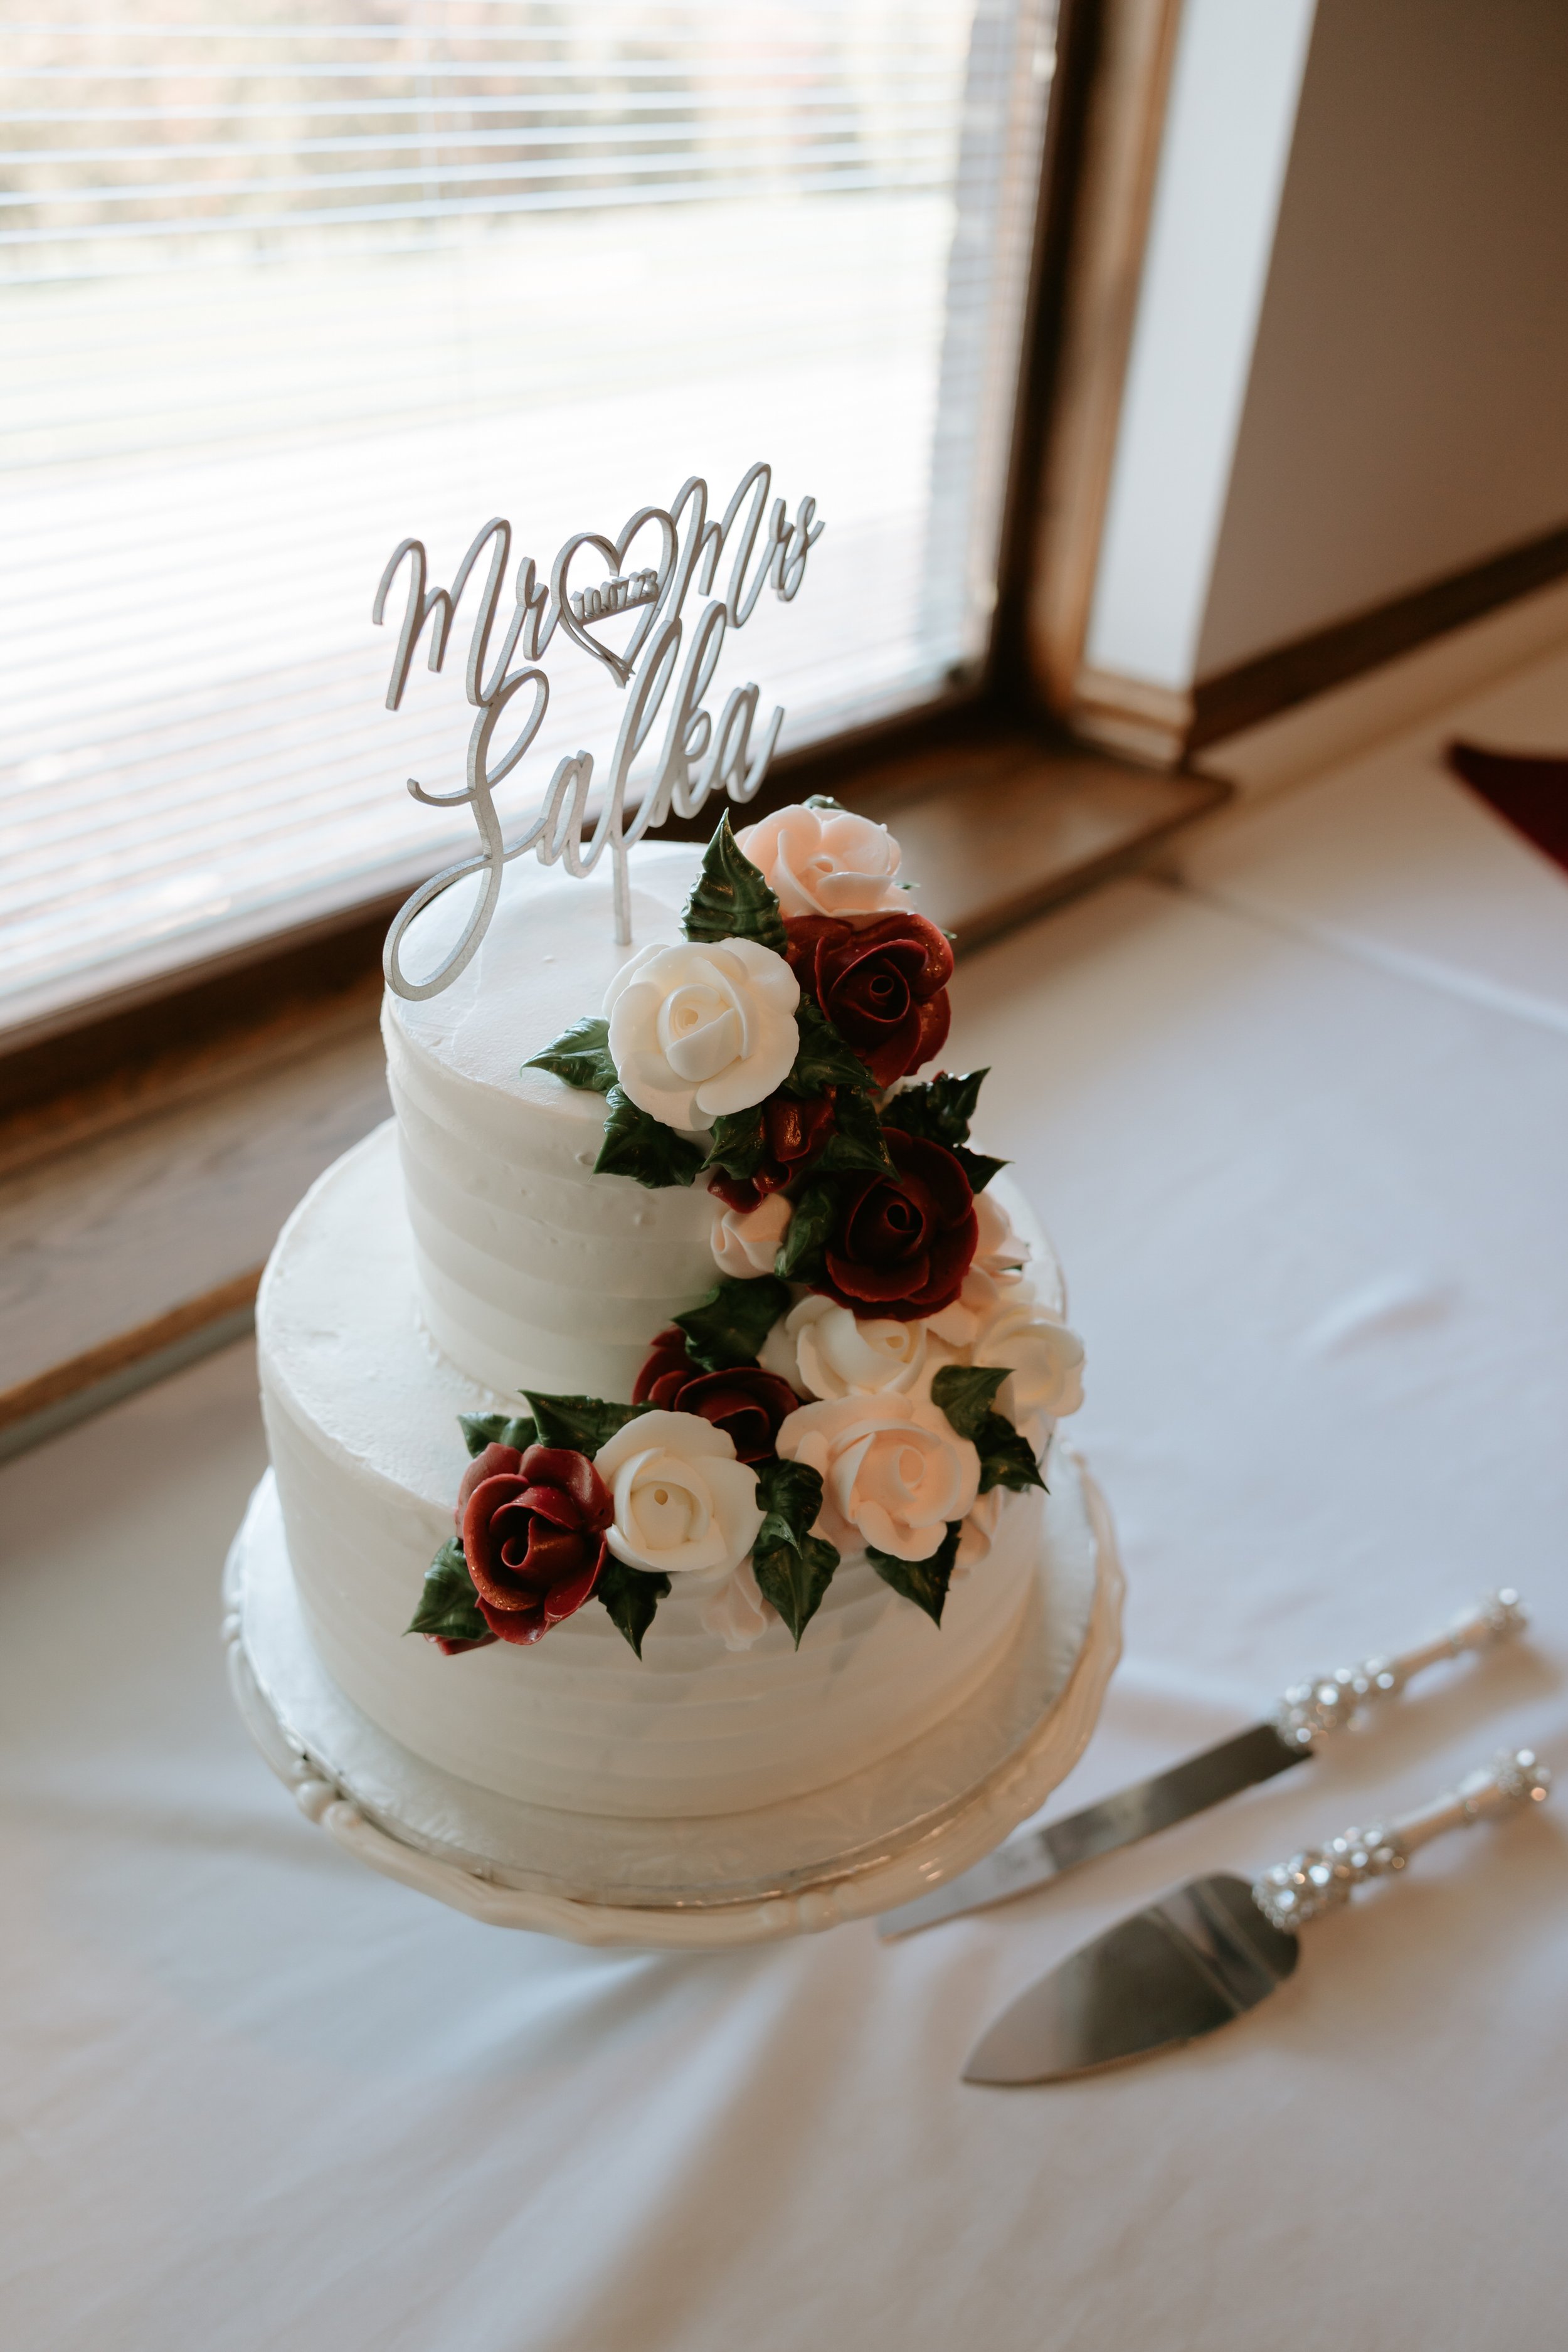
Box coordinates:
[785,911,953,1086]
[457,1442,613,1645]
[818,1129,977,1320]
[633,1328,800,1462]
[707,1092,836,1214]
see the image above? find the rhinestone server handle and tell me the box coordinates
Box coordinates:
[1273,1588,1527,1752]
[1252,1747,1551,1931]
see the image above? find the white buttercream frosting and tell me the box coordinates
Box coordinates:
[382,846,722,1401]
[257,1125,1046,1818]
[256,841,1076,1824]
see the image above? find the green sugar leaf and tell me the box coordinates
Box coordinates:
[522,1392,653,1454]
[775,1176,839,1283]
[811,1083,894,1176]
[923,1067,987,1135]
[702,1104,770,1184]
[751,1458,839,1647]
[597,1558,670,1657]
[674,1275,792,1372]
[951,1145,1009,1195]
[407,1537,492,1645]
[782,998,876,1098]
[930,1364,1046,1496]
[758,1532,840,1646]
[458,1411,538,1458]
[881,1071,1006,1190]
[928,1362,1009,1441]
[882,1068,987,1147]
[812,1130,891,1177]
[524,1014,618,1096]
[867,1523,961,1628]
[594,1086,708,1190]
[972,1417,1047,1496]
[682,815,788,952]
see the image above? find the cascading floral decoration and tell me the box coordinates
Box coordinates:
[408,800,1084,1662]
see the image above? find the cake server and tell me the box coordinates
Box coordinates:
[879,1589,1527,1939]
[962,1745,1550,2085]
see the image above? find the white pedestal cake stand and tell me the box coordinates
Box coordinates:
[224,1448,1123,1949]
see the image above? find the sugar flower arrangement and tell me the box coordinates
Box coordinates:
[409,800,1084,1661]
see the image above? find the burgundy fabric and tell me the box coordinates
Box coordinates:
[784,912,953,1086]
[633,1328,800,1462]
[817,1129,978,1321]
[1446,741,1568,876]
[458,1443,613,1645]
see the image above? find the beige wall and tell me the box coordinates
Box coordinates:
[1196,0,1568,680]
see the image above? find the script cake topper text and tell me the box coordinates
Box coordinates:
[373,460,823,997]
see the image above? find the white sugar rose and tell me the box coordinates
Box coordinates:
[924,1198,1042,1350]
[594,1410,763,1578]
[778,1391,979,1564]
[982,1191,1069,1320]
[758,1306,807,1392]
[953,1486,1008,1576]
[605,937,798,1134]
[737,803,904,919]
[924,1264,1014,1351]
[972,1298,1086,1423]
[691,1556,773,1651]
[711,1190,792,1279]
[775,1293,929,1400]
[973,1190,1030,1279]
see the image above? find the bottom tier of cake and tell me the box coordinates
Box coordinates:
[258,1123,1067,1822]
[224,1451,1120,1936]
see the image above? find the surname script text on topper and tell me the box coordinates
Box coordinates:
[373,462,824,998]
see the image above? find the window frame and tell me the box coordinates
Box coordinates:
[0,0,1242,1453]
[1,0,1155,1084]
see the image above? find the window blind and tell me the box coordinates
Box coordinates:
[0,1,1057,1037]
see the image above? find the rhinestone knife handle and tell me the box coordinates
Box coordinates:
[1253,1747,1550,1931]
[1273,1588,1527,1751]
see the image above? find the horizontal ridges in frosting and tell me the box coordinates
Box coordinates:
[257,1126,1041,1817]
[382,845,720,1395]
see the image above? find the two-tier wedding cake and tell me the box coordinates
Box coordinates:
[254,800,1088,1825]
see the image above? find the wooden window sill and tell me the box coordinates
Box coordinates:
[0,724,1223,1460]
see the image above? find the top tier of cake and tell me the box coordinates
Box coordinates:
[384,843,719,1402]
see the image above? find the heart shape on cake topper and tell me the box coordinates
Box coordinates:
[551,507,677,689]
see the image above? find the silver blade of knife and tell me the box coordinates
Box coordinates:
[961,1872,1300,2085]
[879,1719,1301,1939]
[881,1590,1528,1939]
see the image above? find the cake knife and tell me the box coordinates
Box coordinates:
[961,1746,1550,2084]
[878,1589,1527,1939]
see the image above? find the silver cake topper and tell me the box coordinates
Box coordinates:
[373,462,824,997]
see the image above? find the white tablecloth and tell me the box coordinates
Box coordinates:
[5,824,1568,2348]
[1183,639,1568,1033]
